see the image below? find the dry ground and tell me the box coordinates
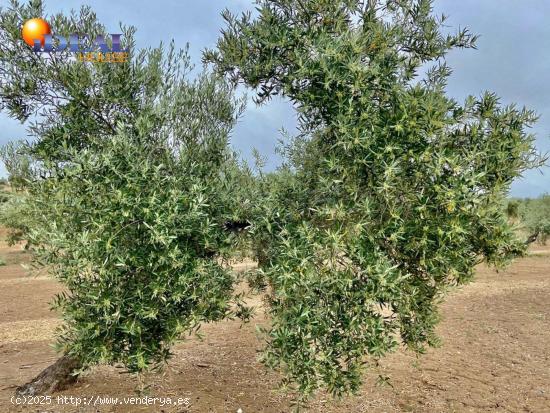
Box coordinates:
[0,229,549,413]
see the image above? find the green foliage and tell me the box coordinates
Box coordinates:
[0,141,35,247]
[0,189,9,204]
[511,195,550,245]
[0,141,32,191]
[0,0,546,406]
[0,191,33,247]
[207,0,544,401]
[31,134,239,371]
[506,199,520,220]
[0,0,245,373]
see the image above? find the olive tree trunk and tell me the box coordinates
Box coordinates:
[15,355,81,396]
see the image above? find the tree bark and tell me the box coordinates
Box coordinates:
[525,230,540,245]
[15,355,81,396]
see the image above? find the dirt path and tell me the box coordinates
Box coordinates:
[0,234,548,413]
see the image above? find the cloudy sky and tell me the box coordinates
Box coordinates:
[1,0,548,197]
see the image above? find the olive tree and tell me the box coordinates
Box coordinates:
[0,0,245,395]
[0,141,32,190]
[520,195,550,245]
[0,141,34,247]
[205,0,545,401]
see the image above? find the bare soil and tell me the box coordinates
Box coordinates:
[0,232,548,413]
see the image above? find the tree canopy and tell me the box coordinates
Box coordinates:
[0,0,545,405]
[0,0,246,373]
[205,0,544,399]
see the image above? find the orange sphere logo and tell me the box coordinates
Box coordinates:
[21,18,51,48]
